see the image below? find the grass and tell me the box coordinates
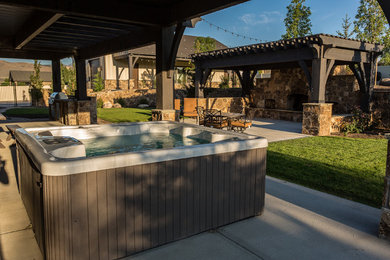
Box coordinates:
[4,107,49,118]
[97,108,152,123]
[267,136,388,208]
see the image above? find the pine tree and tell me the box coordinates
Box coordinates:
[282,0,312,39]
[337,14,354,38]
[354,0,390,65]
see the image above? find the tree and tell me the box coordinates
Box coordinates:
[282,0,312,39]
[30,60,43,106]
[61,62,76,95]
[194,36,216,53]
[337,14,354,38]
[354,0,390,65]
[92,71,104,92]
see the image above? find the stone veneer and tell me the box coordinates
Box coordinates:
[302,103,333,136]
[52,98,97,125]
[379,135,390,240]
[151,109,177,121]
[249,108,303,122]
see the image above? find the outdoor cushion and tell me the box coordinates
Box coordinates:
[231,121,252,128]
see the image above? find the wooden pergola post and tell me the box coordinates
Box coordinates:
[75,57,88,100]
[152,23,185,121]
[52,58,61,92]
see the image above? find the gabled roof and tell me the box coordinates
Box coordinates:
[114,35,228,60]
[9,70,52,82]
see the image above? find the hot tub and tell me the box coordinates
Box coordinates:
[15,121,267,259]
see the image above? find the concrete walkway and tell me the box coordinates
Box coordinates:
[246,118,309,143]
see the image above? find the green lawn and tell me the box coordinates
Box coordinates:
[267,136,388,208]
[4,107,49,118]
[97,108,152,123]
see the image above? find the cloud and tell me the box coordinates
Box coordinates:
[240,11,282,25]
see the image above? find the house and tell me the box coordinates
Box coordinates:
[86,35,228,90]
[9,70,52,88]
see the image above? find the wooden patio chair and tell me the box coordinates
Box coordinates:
[174,99,181,111]
[230,110,254,132]
[183,98,198,122]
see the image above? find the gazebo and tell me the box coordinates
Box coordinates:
[192,34,384,136]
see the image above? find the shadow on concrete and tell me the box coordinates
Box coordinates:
[251,119,302,133]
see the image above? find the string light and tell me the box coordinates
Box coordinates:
[201,18,267,43]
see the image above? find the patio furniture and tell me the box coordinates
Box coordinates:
[230,111,254,132]
[183,98,198,122]
[204,109,229,129]
[174,99,181,111]
[196,106,205,125]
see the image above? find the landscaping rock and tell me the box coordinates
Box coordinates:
[103,101,112,108]
[113,103,122,108]
[0,113,6,120]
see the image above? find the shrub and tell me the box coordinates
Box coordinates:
[341,106,371,134]
[138,98,149,105]
[96,98,104,108]
[115,98,126,108]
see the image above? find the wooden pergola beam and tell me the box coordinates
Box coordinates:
[14,12,63,49]
[76,27,159,59]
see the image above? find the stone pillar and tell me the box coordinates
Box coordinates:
[379,134,390,240]
[302,103,333,136]
[151,109,178,121]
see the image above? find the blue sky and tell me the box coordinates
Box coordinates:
[186,0,361,47]
[2,0,361,65]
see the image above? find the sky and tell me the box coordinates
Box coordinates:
[1,0,362,65]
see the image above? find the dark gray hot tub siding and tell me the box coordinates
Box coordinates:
[18,145,266,260]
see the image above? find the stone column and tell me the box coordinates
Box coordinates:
[379,134,390,240]
[302,103,333,136]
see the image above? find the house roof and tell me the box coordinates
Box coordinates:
[114,35,228,60]
[192,34,384,60]
[9,70,52,82]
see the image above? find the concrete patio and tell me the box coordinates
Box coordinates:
[0,118,389,259]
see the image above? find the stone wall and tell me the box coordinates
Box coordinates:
[252,68,309,110]
[372,87,390,129]
[89,89,157,108]
[326,75,361,114]
[252,66,361,114]
[104,79,134,91]
[207,97,247,113]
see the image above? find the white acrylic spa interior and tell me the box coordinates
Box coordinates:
[15,121,268,176]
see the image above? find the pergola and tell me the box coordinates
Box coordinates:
[0,0,246,120]
[192,34,384,111]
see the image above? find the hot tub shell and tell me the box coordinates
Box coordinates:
[15,121,267,259]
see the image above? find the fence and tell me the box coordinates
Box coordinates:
[0,85,31,106]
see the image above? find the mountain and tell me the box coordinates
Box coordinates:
[0,60,51,82]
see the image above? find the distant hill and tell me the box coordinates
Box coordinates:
[0,60,51,82]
